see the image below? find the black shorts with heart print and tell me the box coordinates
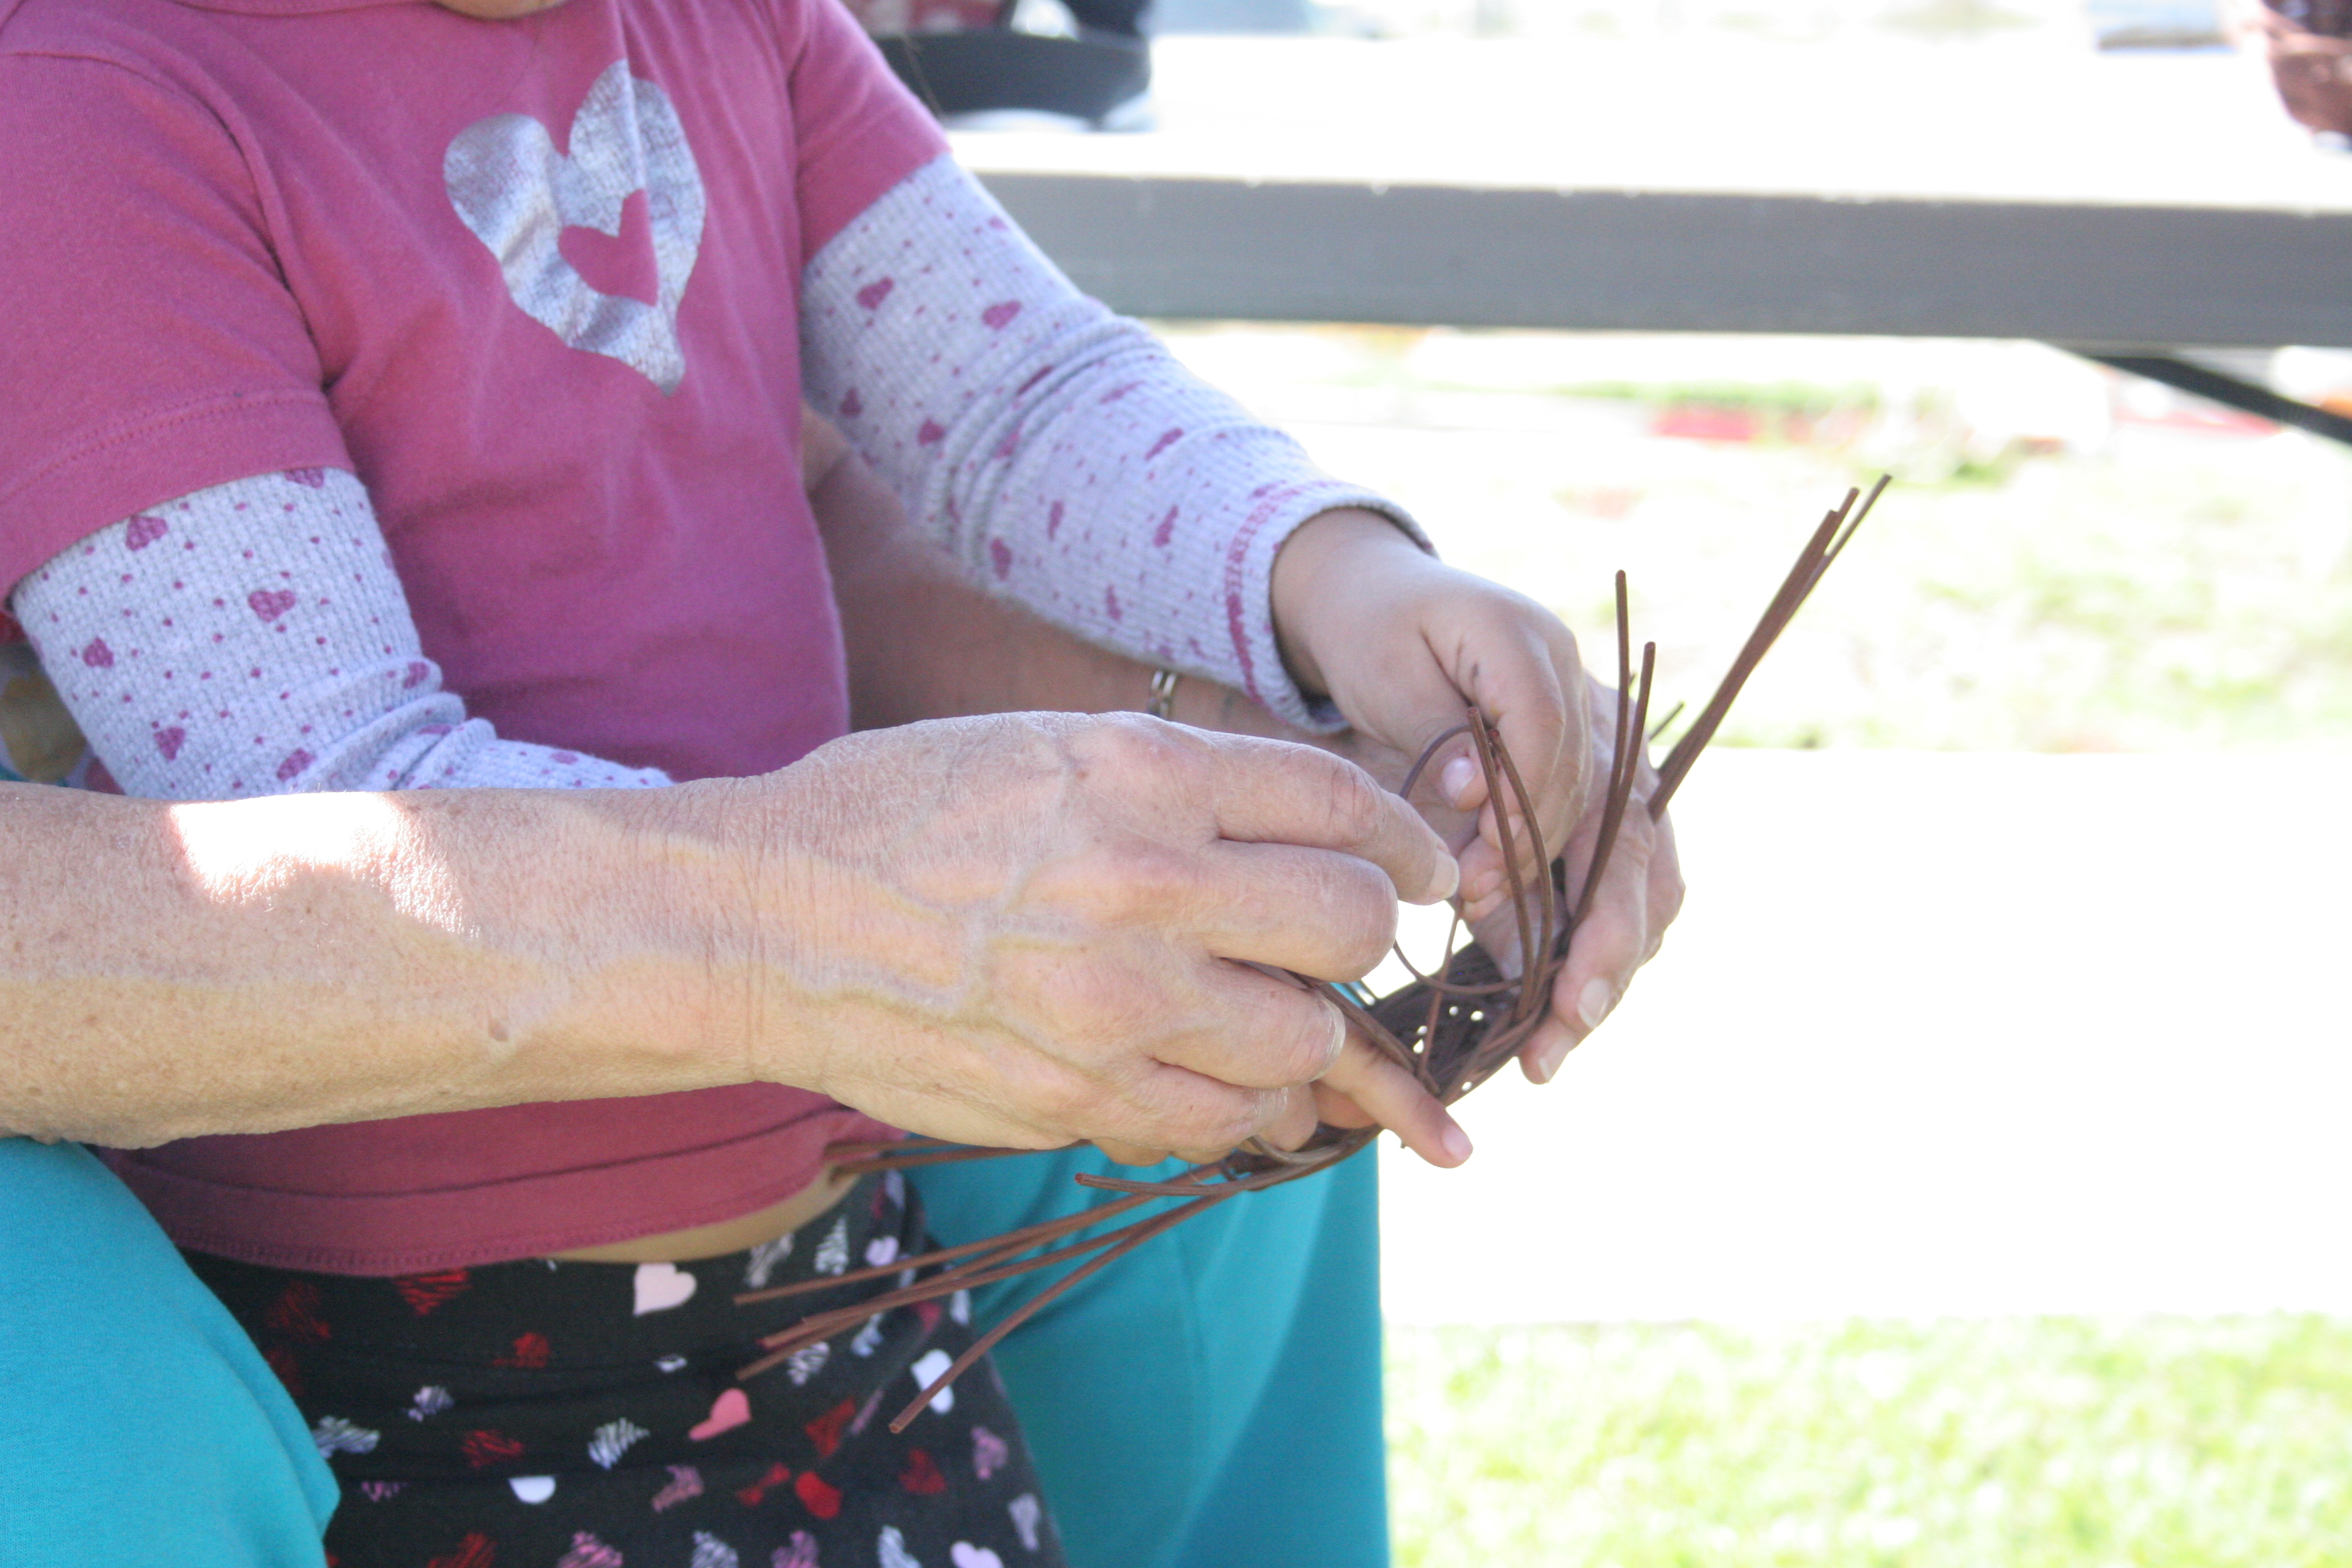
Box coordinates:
[185,1171,1063,1568]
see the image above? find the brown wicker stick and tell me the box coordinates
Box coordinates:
[1650,493,1851,802]
[738,479,1888,1404]
[735,1194,1183,1377]
[1650,476,1885,818]
[885,1191,1239,1433]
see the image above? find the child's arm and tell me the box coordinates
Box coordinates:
[801,159,1681,1075]
[801,154,1427,734]
[11,470,669,801]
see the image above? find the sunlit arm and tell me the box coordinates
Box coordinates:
[0,781,758,1148]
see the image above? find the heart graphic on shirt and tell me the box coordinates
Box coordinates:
[950,1545,1003,1568]
[445,60,705,394]
[689,1387,752,1441]
[125,515,168,550]
[632,1261,697,1315]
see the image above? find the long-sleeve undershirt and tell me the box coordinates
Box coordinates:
[10,155,1422,799]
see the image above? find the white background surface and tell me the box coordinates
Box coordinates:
[955,36,2352,209]
[1379,747,2352,1322]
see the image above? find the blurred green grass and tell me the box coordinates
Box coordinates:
[1155,324,2352,753]
[1387,1318,2352,1567]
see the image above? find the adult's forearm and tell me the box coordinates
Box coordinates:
[0,782,748,1147]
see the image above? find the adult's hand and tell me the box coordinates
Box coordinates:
[1269,508,1684,1084]
[691,712,1471,1166]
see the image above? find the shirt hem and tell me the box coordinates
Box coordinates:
[0,389,348,597]
[106,1107,903,1276]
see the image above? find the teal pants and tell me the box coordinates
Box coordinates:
[915,1147,1391,1568]
[0,1139,1385,1568]
[0,1139,336,1568]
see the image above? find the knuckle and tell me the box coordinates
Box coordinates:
[1318,758,1386,846]
[1094,840,1202,921]
[1082,712,1197,787]
[1253,993,1341,1084]
[1325,865,1400,977]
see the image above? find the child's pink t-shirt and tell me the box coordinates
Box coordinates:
[0,0,947,1272]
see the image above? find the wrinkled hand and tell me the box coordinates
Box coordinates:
[698,712,1474,1165]
[1518,673,1684,1080]
[1269,509,1684,1086]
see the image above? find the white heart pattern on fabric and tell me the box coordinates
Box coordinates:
[509,1475,558,1504]
[1007,1493,1042,1553]
[950,1545,1003,1568]
[444,59,705,393]
[877,1526,923,1568]
[632,1261,698,1315]
[910,1348,956,1416]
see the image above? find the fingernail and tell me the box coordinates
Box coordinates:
[1440,755,1477,805]
[1425,854,1460,904]
[1577,977,1616,1033]
[1534,1036,1572,1083]
[1438,1120,1473,1164]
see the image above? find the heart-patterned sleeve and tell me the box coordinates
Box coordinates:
[8,469,671,801]
[799,154,1431,732]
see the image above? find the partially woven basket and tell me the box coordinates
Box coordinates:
[739,477,1890,1433]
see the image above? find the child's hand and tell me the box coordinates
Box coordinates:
[1269,509,1685,1085]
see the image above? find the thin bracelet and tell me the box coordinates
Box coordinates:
[1147,667,1181,721]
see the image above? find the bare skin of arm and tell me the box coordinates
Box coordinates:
[0,422,1465,1178]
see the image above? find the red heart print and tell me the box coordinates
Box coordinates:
[981,300,1022,329]
[803,1398,856,1459]
[493,1332,550,1369]
[263,1281,331,1343]
[393,1269,472,1316]
[126,515,168,550]
[426,1532,496,1568]
[840,388,863,418]
[736,1461,791,1506]
[916,419,945,446]
[154,727,186,761]
[856,278,895,310]
[248,589,299,623]
[899,1447,947,1496]
[262,1344,305,1398]
[793,1469,842,1520]
[284,468,329,489]
[80,638,113,669]
[462,1429,527,1469]
[277,748,314,783]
